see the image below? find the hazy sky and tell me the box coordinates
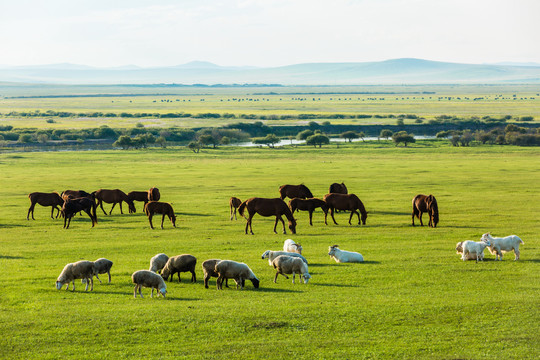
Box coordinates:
[1,0,538,67]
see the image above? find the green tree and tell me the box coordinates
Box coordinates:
[18,134,33,144]
[379,129,393,140]
[253,134,280,148]
[392,131,415,147]
[198,134,216,148]
[220,136,231,145]
[306,134,330,147]
[113,135,133,150]
[340,131,359,143]
[156,136,167,148]
[296,129,314,140]
[188,141,200,153]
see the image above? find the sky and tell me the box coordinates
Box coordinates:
[0,0,538,68]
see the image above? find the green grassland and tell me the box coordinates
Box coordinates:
[0,143,538,359]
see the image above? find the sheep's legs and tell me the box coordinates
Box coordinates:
[95,274,102,284]
[133,285,138,298]
[107,271,111,283]
[514,250,520,260]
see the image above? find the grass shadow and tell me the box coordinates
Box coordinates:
[310,283,359,288]
[0,255,25,259]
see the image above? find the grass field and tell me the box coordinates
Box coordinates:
[0,142,538,359]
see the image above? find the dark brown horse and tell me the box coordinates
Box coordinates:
[93,189,135,215]
[278,184,313,200]
[62,197,98,229]
[61,190,94,201]
[229,197,242,220]
[238,197,297,235]
[27,192,64,220]
[289,197,328,226]
[323,193,368,225]
[412,194,439,227]
[148,187,160,202]
[144,201,176,229]
[329,182,348,194]
[127,191,149,213]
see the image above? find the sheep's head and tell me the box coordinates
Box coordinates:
[482,239,491,247]
[302,273,311,284]
[328,245,339,256]
[455,242,463,254]
[292,243,303,254]
[159,287,167,298]
[250,278,260,289]
[481,233,491,242]
[261,250,270,259]
[55,281,64,290]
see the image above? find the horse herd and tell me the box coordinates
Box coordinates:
[230,183,439,234]
[26,187,176,229]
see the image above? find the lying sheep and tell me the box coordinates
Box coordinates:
[272,255,311,284]
[56,260,95,292]
[461,240,491,262]
[161,254,197,283]
[283,239,303,254]
[214,260,260,290]
[202,259,229,289]
[481,233,524,261]
[455,241,481,261]
[132,270,167,298]
[261,250,308,266]
[149,253,169,274]
[328,245,364,263]
[92,258,113,283]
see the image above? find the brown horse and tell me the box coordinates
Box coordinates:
[62,197,98,229]
[412,194,439,227]
[289,197,328,226]
[144,201,176,229]
[323,193,368,225]
[329,182,348,194]
[93,189,135,215]
[27,192,64,220]
[61,190,94,201]
[238,197,297,235]
[127,191,149,213]
[229,197,242,220]
[148,187,160,202]
[278,184,313,200]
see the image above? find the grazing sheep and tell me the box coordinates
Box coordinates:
[56,260,95,292]
[455,241,481,261]
[328,245,364,263]
[214,260,259,290]
[131,270,167,298]
[272,255,311,284]
[460,240,491,262]
[481,233,524,261]
[92,258,113,283]
[202,259,229,289]
[161,254,197,283]
[149,253,169,274]
[283,239,303,254]
[261,250,308,266]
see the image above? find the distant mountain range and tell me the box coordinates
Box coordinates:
[1,58,540,85]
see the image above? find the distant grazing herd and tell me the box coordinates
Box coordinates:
[27,182,524,297]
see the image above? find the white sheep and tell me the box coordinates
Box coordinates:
[455,241,481,261]
[214,260,260,290]
[92,258,113,283]
[202,259,229,289]
[149,253,169,274]
[272,255,311,284]
[131,270,167,298]
[56,260,95,292]
[328,245,364,263]
[283,239,303,254]
[261,250,308,266]
[460,240,490,262]
[481,233,524,261]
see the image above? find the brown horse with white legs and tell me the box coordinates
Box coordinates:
[229,197,242,220]
[93,189,135,215]
[144,201,176,229]
[289,197,328,226]
[412,194,439,227]
[238,197,297,235]
[27,192,64,220]
[62,197,98,229]
[323,193,368,225]
[148,187,160,202]
[329,182,348,194]
[278,184,313,200]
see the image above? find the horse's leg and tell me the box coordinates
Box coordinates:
[83,209,95,227]
[98,199,107,215]
[355,209,361,225]
[161,214,166,229]
[412,205,418,226]
[330,208,339,225]
[27,202,36,220]
[309,210,313,226]
[246,212,254,235]
[63,214,68,228]
[119,201,123,214]
[109,202,116,215]
[277,215,286,234]
[348,210,355,225]
[418,211,424,226]
[148,213,154,229]
[273,217,279,234]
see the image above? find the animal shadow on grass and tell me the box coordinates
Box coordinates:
[258,288,303,294]
[0,255,25,259]
[310,283,359,288]
[178,212,212,217]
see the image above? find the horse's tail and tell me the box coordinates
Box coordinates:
[238,200,248,217]
[144,202,150,216]
[92,201,98,224]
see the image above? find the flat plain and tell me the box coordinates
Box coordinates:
[0,143,538,359]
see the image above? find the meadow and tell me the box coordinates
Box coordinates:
[0,142,538,359]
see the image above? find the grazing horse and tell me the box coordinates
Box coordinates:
[148,187,160,202]
[329,182,348,194]
[289,197,328,226]
[62,197,97,229]
[238,197,297,235]
[278,184,313,200]
[61,190,94,201]
[27,192,64,220]
[323,193,368,225]
[127,191,149,213]
[93,189,135,215]
[412,194,439,227]
[144,201,176,229]
[229,197,242,220]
